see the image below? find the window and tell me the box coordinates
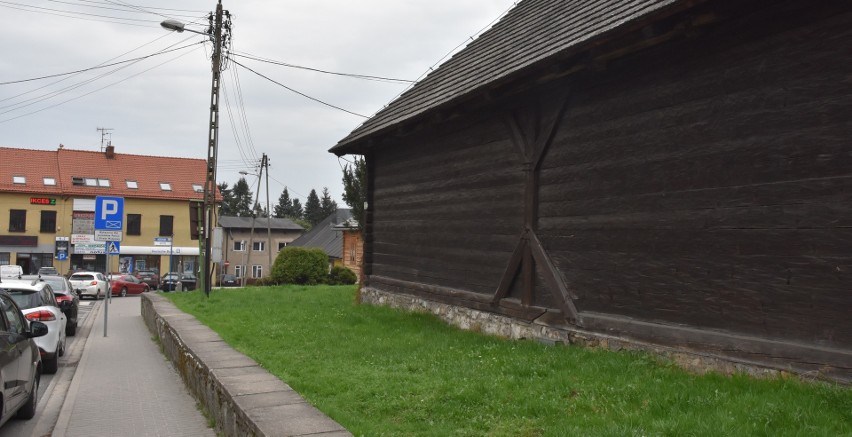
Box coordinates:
[43,177,56,186]
[0,295,24,334]
[97,179,110,187]
[252,265,263,278]
[0,253,9,265]
[233,241,245,251]
[9,210,26,232]
[192,184,203,192]
[252,241,265,252]
[12,176,25,184]
[127,214,142,236]
[126,180,138,189]
[234,265,244,278]
[159,182,172,191]
[278,242,288,251]
[159,215,173,237]
[84,178,97,186]
[40,211,57,233]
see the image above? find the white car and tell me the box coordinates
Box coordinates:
[0,278,67,374]
[69,271,109,300]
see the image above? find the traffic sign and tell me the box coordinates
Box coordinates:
[106,241,121,255]
[56,251,68,261]
[95,196,124,232]
[95,230,122,242]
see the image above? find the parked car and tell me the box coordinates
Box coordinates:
[37,266,59,276]
[0,278,67,374]
[0,265,23,279]
[220,274,239,287]
[69,271,109,300]
[160,273,197,291]
[134,269,160,290]
[0,289,48,427]
[23,275,78,336]
[107,274,149,296]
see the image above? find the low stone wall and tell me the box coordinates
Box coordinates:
[359,287,792,381]
[141,293,351,437]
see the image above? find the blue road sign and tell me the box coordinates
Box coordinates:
[106,241,121,255]
[95,196,124,230]
[56,251,68,261]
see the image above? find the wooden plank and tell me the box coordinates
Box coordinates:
[492,237,527,304]
[528,232,580,324]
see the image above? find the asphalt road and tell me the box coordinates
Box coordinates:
[0,298,100,436]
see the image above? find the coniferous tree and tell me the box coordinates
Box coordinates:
[319,187,338,220]
[304,189,322,225]
[274,188,293,218]
[291,198,304,219]
[217,182,235,217]
[231,177,254,217]
[341,156,366,230]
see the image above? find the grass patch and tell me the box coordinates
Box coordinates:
[166,286,851,436]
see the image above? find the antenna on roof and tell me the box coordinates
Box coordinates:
[97,127,113,152]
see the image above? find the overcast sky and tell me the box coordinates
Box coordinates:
[0,0,516,205]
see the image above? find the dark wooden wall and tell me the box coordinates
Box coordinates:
[364,0,852,372]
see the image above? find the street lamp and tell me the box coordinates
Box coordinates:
[160,2,230,296]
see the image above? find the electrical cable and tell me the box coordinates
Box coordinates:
[0,41,204,85]
[0,0,158,23]
[0,44,203,124]
[228,57,368,119]
[44,0,199,19]
[73,0,206,14]
[229,51,415,84]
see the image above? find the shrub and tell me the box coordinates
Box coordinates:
[328,266,357,285]
[272,247,328,285]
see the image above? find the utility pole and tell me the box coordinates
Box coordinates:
[200,0,229,297]
[241,156,264,287]
[264,154,273,276]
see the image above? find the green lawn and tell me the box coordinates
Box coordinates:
[165,286,851,437]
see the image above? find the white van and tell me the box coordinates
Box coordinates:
[0,265,24,279]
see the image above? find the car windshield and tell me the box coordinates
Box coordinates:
[71,274,95,281]
[40,277,69,293]
[6,289,41,310]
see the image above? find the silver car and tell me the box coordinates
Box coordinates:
[1,278,67,374]
[69,272,109,300]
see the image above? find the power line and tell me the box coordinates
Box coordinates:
[44,0,199,19]
[0,41,204,85]
[229,51,415,84]
[0,0,158,23]
[0,44,203,124]
[73,0,206,14]
[228,57,368,119]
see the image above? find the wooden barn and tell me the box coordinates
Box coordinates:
[330,0,852,381]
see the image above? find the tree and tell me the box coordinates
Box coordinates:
[274,187,303,220]
[341,156,366,230]
[231,177,254,217]
[291,198,303,219]
[217,182,235,217]
[319,187,338,220]
[304,189,322,225]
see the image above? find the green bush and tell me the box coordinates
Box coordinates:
[272,247,328,285]
[328,266,357,285]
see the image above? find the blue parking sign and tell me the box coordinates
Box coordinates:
[95,196,124,230]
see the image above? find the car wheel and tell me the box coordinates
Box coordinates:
[120,287,128,297]
[16,373,38,419]
[44,354,58,374]
[67,321,77,337]
[143,285,150,293]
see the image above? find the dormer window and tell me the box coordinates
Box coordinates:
[84,178,97,186]
[160,182,172,191]
[97,179,110,187]
[192,184,203,193]
[43,177,56,186]
[126,180,138,189]
[12,176,25,184]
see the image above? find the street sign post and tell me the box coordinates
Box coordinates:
[95,196,123,337]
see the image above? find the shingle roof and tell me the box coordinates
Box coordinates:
[288,209,352,259]
[0,146,210,201]
[330,0,682,154]
[218,216,304,231]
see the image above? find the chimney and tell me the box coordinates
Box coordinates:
[105,144,115,159]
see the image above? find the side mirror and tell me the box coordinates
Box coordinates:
[28,321,48,338]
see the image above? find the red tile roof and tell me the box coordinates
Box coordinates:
[0,146,215,201]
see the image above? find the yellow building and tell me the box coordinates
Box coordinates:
[0,145,210,276]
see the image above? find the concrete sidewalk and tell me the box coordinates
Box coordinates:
[52,295,215,437]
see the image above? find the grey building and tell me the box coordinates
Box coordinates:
[219,216,304,281]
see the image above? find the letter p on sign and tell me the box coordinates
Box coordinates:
[101,200,118,220]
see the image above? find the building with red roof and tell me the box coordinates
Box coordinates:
[0,145,216,280]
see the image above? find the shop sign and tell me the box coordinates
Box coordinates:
[75,243,105,254]
[72,234,96,244]
[30,197,56,205]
